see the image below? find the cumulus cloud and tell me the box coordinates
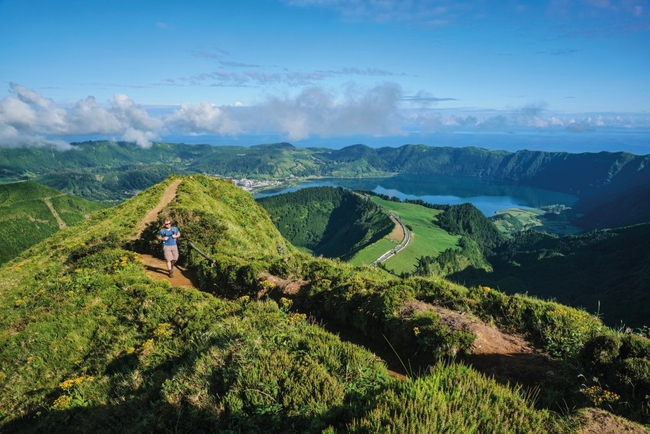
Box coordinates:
[0,84,164,148]
[1,83,648,148]
[165,102,241,135]
[252,82,405,140]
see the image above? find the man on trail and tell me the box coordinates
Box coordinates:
[158,219,180,277]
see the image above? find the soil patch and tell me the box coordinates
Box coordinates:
[577,408,649,434]
[400,300,558,389]
[387,216,404,242]
[258,272,310,298]
[139,253,197,288]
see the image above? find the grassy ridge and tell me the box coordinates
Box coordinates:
[0,175,560,433]
[257,187,393,260]
[0,181,106,264]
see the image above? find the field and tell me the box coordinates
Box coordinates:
[349,197,460,275]
[492,207,583,237]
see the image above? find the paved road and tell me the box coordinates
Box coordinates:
[374,212,410,264]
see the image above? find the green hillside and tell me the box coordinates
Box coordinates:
[257,187,393,260]
[2,141,650,231]
[1,174,649,432]
[0,180,106,264]
[451,224,650,329]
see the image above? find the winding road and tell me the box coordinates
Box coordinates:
[374,212,410,264]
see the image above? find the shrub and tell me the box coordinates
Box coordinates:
[620,334,650,360]
[610,358,650,402]
[579,335,623,374]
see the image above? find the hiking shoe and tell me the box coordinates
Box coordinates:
[168,269,174,278]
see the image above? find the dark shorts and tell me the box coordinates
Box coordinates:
[163,245,179,262]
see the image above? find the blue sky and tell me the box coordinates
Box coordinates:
[0,0,649,152]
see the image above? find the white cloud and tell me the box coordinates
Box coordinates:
[0,84,164,148]
[122,128,159,149]
[1,83,648,148]
[165,102,241,135]
[253,82,405,140]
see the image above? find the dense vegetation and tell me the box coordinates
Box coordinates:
[0,180,106,264]
[2,140,649,232]
[257,187,393,260]
[2,175,648,432]
[451,223,650,329]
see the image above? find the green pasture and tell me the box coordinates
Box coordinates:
[350,197,461,275]
[492,207,582,237]
[348,238,397,265]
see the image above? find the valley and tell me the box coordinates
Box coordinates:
[2,141,650,432]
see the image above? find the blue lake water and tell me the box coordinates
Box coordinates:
[254,174,578,216]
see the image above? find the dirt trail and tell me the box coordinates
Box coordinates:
[256,275,557,385]
[140,252,196,288]
[131,179,183,241]
[43,196,66,230]
[131,179,194,288]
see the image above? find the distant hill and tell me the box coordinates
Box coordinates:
[2,141,650,232]
[257,186,393,260]
[0,180,106,264]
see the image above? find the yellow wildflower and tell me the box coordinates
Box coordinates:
[153,323,173,337]
[52,395,72,411]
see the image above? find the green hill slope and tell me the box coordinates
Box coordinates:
[0,180,106,264]
[1,174,649,432]
[257,187,393,260]
[450,223,650,329]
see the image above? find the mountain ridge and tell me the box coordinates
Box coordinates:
[1,175,649,432]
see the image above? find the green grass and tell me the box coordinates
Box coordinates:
[0,181,106,264]
[492,207,582,237]
[366,197,461,275]
[348,238,397,265]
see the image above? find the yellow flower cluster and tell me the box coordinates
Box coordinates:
[59,375,95,391]
[52,395,73,411]
[14,298,24,307]
[238,295,250,303]
[480,286,492,292]
[153,323,173,338]
[413,326,421,337]
[287,313,307,324]
[142,339,155,354]
[583,385,620,406]
[280,297,293,310]
[126,347,136,355]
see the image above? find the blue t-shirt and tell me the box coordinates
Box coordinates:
[159,226,179,246]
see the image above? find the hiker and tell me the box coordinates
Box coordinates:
[158,219,180,277]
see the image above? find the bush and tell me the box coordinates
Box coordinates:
[579,335,622,374]
[610,358,650,402]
